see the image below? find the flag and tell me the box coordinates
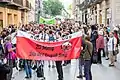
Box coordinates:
[39,17,45,24]
[39,17,56,24]
[46,18,56,24]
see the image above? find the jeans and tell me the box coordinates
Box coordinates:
[79,58,83,76]
[84,60,92,80]
[25,60,32,77]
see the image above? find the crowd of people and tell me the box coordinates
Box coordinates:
[0,19,120,80]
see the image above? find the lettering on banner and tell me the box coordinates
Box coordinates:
[36,44,54,51]
[28,44,67,58]
[30,34,72,41]
[29,51,67,57]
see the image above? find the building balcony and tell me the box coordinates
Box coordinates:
[26,0,31,9]
[77,0,90,10]
[78,0,104,10]
[94,0,103,4]
[0,0,31,10]
[76,0,80,6]
[19,0,31,11]
[0,0,23,7]
[0,0,11,2]
[13,0,23,6]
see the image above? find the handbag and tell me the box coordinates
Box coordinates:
[112,38,119,56]
[113,48,119,56]
[92,50,98,64]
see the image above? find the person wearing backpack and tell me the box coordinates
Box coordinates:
[82,36,93,80]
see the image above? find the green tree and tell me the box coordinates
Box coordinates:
[43,0,64,16]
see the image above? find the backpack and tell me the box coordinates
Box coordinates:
[85,44,98,64]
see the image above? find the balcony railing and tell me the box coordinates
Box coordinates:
[0,0,11,2]
[26,0,31,9]
[78,0,104,10]
[76,0,80,6]
[0,0,23,7]
[0,0,31,10]
[13,0,23,6]
[94,0,103,4]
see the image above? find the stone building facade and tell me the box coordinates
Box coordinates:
[76,0,120,26]
[0,0,32,30]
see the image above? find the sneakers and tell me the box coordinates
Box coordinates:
[98,61,102,64]
[48,65,51,68]
[105,58,109,60]
[58,78,63,80]
[63,63,67,66]
[25,76,30,79]
[109,64,115,67]
[25,75,32,79]
[52,65,55,68]
[48,65,55,68]
[77,75,83,79]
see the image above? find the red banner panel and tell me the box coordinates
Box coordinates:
[16,37,81,61]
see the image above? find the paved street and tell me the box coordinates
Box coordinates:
[12,54,120,80]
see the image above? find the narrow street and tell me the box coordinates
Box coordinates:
[13,54,120,80]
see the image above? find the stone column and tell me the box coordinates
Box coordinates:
[4,7,8,27]
[12,12,14,25]
[102,0,106,25]
[97,4,100,25]
[87,8,90,24]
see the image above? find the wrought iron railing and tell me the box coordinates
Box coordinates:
[0,0,11,2]
[13,0,23,6]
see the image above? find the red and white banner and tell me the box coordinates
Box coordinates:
[16,31,82,61]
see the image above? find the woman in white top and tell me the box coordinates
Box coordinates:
[107,32,117,66]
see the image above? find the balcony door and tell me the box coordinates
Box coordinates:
[0,12,3,31]
[7,13,12,26]
[14,14,18,26]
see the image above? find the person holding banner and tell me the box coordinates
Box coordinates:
[55,61,63,80]
[48,30,56,68]
[4,36,16,80]
[55,31,63,80]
